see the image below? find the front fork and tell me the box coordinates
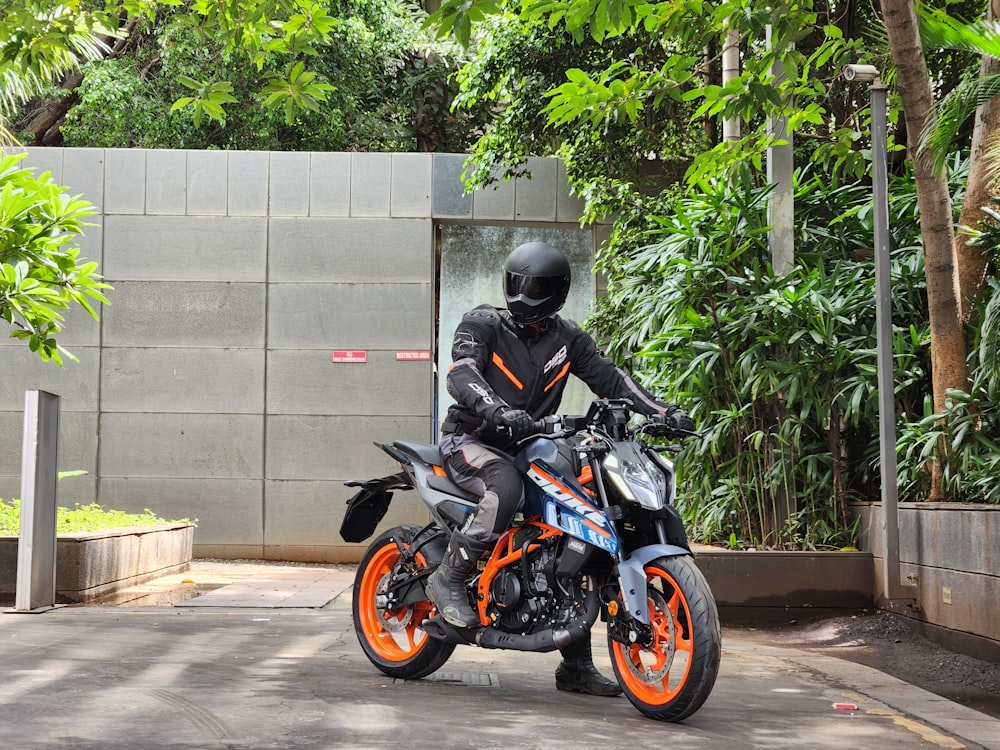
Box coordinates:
[586,449,689,645]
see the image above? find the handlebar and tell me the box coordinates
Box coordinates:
[504,409,699,444]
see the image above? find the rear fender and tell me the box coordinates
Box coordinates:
[339,473,410,543]
[616,544,690,624]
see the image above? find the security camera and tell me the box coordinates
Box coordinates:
[843,64,881,82]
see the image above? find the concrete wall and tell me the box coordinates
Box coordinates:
[854,502,999,659]
[0,148,591,562]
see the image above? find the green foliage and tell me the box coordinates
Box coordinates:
[586,165,942,548]
[0,498,190,535]
[896,200,1000,503]
[56,2,485,152]
[433,0,888,206]
[919,5,1000,176]
[171,77,239,128]
[0,152,110,364]
[0,2,117,119]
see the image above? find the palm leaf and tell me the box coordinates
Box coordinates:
[919,74,1000,175]
[919,6,1000,57]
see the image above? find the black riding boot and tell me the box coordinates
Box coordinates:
[425,532,488,628]
[555,639,623,697]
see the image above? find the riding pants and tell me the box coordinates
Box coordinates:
[439,433,524,542]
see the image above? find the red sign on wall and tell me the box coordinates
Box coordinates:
[331,350,367,363]
[395,350,431,361]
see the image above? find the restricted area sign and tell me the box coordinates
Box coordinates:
[395,350,431,361]
[331,350,367,363]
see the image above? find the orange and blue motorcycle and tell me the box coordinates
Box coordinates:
[340,398,721,722]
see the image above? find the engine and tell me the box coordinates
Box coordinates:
[486,536,587,635]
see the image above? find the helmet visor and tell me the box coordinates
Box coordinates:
[504,272,568,303]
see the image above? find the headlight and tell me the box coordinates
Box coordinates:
[603,445,668,510]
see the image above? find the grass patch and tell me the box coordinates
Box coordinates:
[0,498,191,535]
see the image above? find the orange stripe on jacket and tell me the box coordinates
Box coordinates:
[543,362,571,392]
[491,353,524,389]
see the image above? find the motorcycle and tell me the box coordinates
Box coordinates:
[339,398,721,722]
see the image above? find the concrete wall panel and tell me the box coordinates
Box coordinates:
[229,151,269,216]
[99,477,263,546]
[187,150,228,215]
[268,282,431,349]
[350,153,391,216]
[62,148,105,213]
[268,218,432,283]
[556,160,586,224]
[76,222,103,268]
[265,414,429,480]
[514,158,558,221]
[104,149,146,214]
[18,147,63,183]
[263,478,429,551]
[431,154,472,219]
[390,153,432,217]
[308,152,351,217]
[270,152,311,216]
[99,413,263,478]
[472,179,515,221]
[101,347,264,414]
[103,215,267,281]
[0,346,101,410]
[907,504,996,576]
[267,350,430,416]
[0,412,98,503]
[102,281,266,348]
[146,150,187,215]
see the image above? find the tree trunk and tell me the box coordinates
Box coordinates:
[955,0,1000,312]
[17,74,83,146]
[880,0,968,500]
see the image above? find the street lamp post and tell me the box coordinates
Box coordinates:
[844,64,918,609]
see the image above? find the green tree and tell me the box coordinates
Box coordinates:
[0,153,110,365]
[919,2,1000,309]
[0,1,116,143]
[16,1,485,152]
[0,3,114,363]
[9,0,342,140]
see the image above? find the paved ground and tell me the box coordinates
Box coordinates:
[1,561,998,750]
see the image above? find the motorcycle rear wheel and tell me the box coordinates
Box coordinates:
[353,525,455,679]
[609,554,721,722]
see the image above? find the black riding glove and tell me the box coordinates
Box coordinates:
[493,407,535,440]
[663,409,695,433]
[652,408,695,433]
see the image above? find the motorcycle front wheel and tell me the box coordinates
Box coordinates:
[608,554,721,722]
[353,525,455,679]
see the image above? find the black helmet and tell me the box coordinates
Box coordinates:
[503,241,571,325]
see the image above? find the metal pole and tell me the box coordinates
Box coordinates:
[13,390,61,613]
[870,80,917,607]
[766,22,795,278]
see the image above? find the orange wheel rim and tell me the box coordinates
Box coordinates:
[358,541,434,663]
[612,565,694,704]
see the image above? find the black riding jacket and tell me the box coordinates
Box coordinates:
[443,305,674,451]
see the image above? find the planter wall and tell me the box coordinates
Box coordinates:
[853,502,999,660]
[0,523,194,603]
[693,549,873,623]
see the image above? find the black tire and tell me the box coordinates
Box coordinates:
[608,555,721,722]
[352,526,455,679]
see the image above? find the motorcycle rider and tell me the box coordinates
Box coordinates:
[426,240,694,697]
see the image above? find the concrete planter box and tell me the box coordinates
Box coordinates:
[693,548,874,623]
[852,502,999,659]
[0,523,194,603]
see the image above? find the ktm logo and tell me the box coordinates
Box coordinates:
[527,466,610,531]
[544,345,568,374]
